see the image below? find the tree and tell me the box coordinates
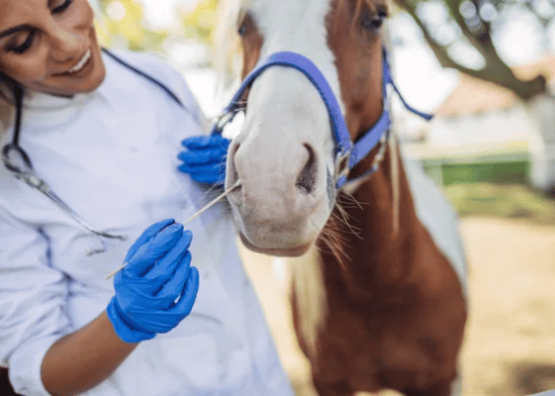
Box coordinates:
[95,0,168,52]
[94,0,221,67]
[392,0,555,192]
[392,0,549,99]
[179,0,219,47]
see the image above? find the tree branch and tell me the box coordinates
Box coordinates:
[392,0,547,100]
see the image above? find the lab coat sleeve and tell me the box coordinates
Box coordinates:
[0,207,71,396]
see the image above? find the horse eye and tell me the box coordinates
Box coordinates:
[238,21,248,36]
[361,10,387,31]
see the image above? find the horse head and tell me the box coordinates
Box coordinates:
[220,0,389,257]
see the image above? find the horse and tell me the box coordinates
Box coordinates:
[214,0,468,395]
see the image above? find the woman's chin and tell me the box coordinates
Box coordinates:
[239,234,312,257]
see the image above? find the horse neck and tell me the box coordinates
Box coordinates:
[319,139,422,294]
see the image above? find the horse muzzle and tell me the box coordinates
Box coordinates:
[225,131,332,256]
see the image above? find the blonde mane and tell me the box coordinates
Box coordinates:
[214,0,249,87]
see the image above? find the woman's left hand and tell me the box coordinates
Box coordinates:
[178,135,230,185]
[107,219,199,343]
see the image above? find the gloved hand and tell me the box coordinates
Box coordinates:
[178,135,231,185]
[107,219,200,343]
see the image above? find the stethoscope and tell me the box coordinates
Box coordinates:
[1,49,189,256]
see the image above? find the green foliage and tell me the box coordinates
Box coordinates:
[445,183,555,224]
[179,0,219,47]
[94,0,221,64]
[431,162,530,186]
[393,0,549,99]
[95,0,168,52]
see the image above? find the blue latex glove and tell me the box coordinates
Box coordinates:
[178,135,231,185]
[107,219,200,343]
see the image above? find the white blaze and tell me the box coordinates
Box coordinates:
[220,0,342,356]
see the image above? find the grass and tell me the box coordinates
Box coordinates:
[443,183,555,225]
[441,162,529,186]
[420,161,530,186]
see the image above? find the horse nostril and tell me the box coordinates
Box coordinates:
[296,144,317,195]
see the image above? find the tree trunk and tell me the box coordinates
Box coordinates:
[525,92,555,193]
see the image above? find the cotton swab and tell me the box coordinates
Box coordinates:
[105,180,242,280]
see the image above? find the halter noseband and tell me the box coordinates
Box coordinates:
[211,48,432,189]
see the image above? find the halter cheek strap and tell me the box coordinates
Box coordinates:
[212,48,433,189]
[213,52,352,157]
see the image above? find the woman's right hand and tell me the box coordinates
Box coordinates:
[178,135,230,185]
[106,219,199,343]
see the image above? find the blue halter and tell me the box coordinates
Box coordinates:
[211,49,432,189]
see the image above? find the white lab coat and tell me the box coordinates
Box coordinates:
[0,50,294,396]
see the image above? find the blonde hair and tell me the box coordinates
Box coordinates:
[0,85,14,139]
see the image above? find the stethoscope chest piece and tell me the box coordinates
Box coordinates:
[2,128,127,256]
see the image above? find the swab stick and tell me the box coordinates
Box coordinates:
[105,180,242,280]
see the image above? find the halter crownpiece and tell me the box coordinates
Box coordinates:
[211,48,433,189]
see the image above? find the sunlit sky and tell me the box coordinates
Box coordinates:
[101,0,555,115]
[141,0,198,29]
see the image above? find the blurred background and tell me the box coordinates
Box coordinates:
[91,1,555,395]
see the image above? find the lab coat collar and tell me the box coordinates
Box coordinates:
[21,91,92,130]
[19,51,118,130]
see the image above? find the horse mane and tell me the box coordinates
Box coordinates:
[212,0,399,359]
[214,0,250,87]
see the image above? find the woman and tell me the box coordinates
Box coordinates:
[0,1,294,395]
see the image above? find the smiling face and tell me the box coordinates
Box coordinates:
[223,0,388,257]
[0,0,105,96]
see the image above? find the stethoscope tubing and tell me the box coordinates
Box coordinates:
[1,49,186,250]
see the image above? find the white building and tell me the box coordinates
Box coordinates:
[409,56,555,191]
